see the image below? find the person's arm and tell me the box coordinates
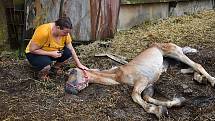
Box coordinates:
[29,41,62,58]
[28,24,62,58]
[66,42,88,70]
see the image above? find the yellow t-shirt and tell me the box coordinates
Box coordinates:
[25,23,72,53]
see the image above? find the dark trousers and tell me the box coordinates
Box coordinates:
[25,47,72,71]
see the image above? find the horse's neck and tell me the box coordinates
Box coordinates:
[87,70,119,85]
[89,70,116,79]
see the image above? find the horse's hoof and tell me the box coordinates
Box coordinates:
[155,106,168,118]
[193,72,208,84]
[172,96,186,107]
[160,106,168,116]
[210,77,215,87]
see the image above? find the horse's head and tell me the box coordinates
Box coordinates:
[65,68,89,95]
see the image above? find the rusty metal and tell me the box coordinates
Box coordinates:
[90,0,120,40]
[62,0,120,41]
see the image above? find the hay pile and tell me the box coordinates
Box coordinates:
[1,10,215,121]
[76,10,215,69]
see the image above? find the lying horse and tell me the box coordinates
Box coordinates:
[65,43,215,118]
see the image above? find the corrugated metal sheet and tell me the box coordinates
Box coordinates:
[63,0,120,41]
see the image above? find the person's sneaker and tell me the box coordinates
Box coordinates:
[38,65,51,81]
[52,62,65,76]
[38,72,50,81]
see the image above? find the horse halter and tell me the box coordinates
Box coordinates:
[65,68,89,94]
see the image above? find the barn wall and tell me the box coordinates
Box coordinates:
[118,0,215,30]
[25,0,61,38]
[25,0,214,41]
[2,0,214,50]
[170,0,214,16]
[62,0,91,41]
[25,0,120,42]
[118,3,169,30]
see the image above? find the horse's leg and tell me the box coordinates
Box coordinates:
[165,44,215,87]
[142,84,185,108]
[131,78,168,118]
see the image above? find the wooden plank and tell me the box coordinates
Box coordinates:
[95,53,128,64]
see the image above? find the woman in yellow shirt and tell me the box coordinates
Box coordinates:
[25,17,88,80]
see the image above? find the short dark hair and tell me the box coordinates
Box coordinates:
[55,17,73,30]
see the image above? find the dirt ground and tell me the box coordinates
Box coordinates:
[1,11,215,121]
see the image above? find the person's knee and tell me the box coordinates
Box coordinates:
[26,53,52,71]
[37,60,52,71]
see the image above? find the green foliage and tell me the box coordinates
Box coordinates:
[0,50,25,60]
[0,3,7,48]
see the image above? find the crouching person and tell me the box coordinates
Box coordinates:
[25,17,88,81]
